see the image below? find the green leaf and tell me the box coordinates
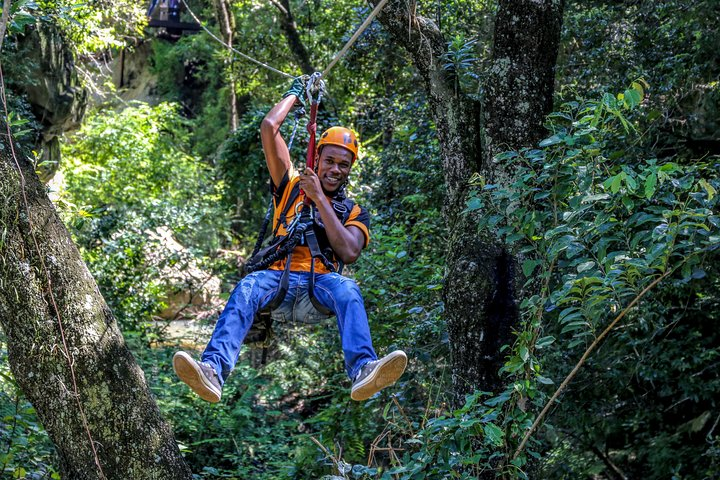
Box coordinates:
[622,195,634,211]
[536,336,555,348]
[539,134,564,147]
[466,196,484,212]
[577,261,595,273]
[645,172,657,199]
[519,346,530,362]
[522,259,541,277]
[484,423,505,447]
[582,193,610,203]
[699,179,716,200]
[625,174,637,191]
[622,87,642,108]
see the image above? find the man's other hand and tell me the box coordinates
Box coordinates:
[299,168,324,203]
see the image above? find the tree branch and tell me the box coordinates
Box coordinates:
[369,0,446,87]
[268,0,314,74]
[513,268,672,460]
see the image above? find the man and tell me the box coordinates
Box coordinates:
[173,78,407,403]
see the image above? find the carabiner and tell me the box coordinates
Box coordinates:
[305,72,325,105]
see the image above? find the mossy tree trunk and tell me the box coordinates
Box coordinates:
[0,136,191,478]
[372,0,564,405]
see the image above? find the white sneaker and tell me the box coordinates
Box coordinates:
[173,351,222,403]
[350,350,408,401]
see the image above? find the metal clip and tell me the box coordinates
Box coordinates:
[305,72,326,105]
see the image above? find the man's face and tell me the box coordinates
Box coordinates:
[317,145,353,193]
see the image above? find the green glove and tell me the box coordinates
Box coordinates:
[282,76,307,106]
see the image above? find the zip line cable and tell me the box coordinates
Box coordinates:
[179,0,389,81]
[180,0,294,78]
[0,61,107,479]
[321,0,389,78]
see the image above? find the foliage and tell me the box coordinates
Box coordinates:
[461,85,718,478]
[559,0,720,160]
[58,102,225,332]
[6,0,145,55]
[2,0,720,478]
[0,335,59,479]
[214,108,276,244]
[304,85,717,480]
[441,34,480,95]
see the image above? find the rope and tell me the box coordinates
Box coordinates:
[286,106,305,151]
[321,0,390,78]
[245,222,310,273]
[179,0,294,79]
[179,0,390,82]
[0,63,107,479]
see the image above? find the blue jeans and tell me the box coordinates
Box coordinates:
[201,270,377,385]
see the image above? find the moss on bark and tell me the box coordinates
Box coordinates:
[373,0,564,406]
[0,135,192,479]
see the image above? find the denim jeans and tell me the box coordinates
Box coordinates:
[201,270,377,385]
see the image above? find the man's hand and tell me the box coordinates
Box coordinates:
[299,167,325,204]
[282,76,308,106]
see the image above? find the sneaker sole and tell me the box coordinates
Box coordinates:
[351,351,408,401]
[173,352,222,403]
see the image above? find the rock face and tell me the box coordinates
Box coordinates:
[144,227,223,320]
[110,41,159,104]
[16,23,87,181]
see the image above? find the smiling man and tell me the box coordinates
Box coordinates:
[173,79,407,403]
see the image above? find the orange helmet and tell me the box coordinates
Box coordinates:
[317,126,359,163]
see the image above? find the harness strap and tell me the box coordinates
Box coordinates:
[266,251,293,310]
[245,220,308,273]
[274,183,301,236]
[251,199,274,259]
[303,215,336,272]
[308,258,334,316]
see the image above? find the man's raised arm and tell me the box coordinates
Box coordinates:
[260,78,305,188]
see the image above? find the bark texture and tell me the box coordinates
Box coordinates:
[372,0,564,404]
[0,137,191,479]
[270,0,315,74]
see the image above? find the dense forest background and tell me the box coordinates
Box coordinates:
[0,0,718,478]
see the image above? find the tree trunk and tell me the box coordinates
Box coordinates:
[0,135,192,478]
[213,0,239,131]
[372,0,564,405]
[270,0,315,74]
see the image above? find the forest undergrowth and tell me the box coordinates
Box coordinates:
[1,0,720,479]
